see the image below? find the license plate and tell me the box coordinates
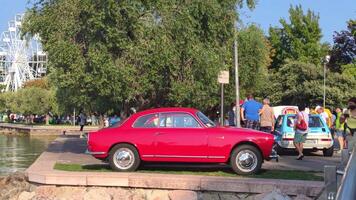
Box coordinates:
[306,140,317,144]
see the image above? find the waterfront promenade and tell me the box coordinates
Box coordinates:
[25,136,342,198]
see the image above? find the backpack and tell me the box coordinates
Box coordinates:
[296,113,307,131]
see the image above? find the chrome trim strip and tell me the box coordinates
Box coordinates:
[155,155,207,158]
[142,155,225,159]
[208,156,225,159]
[85,149,106,155]
[142,155,155,158]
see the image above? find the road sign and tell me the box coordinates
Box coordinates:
[218,70,229,84]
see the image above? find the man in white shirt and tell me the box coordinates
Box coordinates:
[315,106,329,125]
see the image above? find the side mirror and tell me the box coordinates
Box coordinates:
[322,128,326,132]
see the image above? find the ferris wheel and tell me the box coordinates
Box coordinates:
[0,14,47,92]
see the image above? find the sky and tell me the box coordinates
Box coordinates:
[239,0,356,43]
[0,0,355,44]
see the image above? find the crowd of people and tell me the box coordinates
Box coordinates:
[226,95,356,159]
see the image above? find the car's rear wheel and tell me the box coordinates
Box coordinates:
[109,144,140,172]
[323,145,334,157]
[230,145,262,175]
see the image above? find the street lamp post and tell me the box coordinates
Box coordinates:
[323,55,330,108]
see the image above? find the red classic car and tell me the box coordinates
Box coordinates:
[87,107,275,175]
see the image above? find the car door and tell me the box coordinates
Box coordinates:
[131,113,160,159]
[154,112,208,161]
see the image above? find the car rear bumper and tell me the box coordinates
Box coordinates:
[277,140,333,149]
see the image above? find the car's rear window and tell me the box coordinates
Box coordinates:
[285,115,324,128]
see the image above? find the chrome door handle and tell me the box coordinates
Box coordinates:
[216,136,224,139]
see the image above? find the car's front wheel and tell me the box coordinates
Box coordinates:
[230,145,262,175]
[109,144,140,172]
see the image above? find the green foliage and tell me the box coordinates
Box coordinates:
[266,61,356,108]
[329,19,356,72]
[269,5,328,69]
[225,24,271,101]
[342,63,356,78]
[0,87,57,115]
[23,0,256,115]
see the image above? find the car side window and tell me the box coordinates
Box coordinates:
[275,116,283,129]
[159,113,201,128]
[286,116,295,128]
[133,114,159,128]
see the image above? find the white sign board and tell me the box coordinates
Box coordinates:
[218,70,229,84]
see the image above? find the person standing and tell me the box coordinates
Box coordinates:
[345,97,356,136]
[315,106,329,126]
[79,110,86,131]
[259,98,275,133]
[335,113,346,152]
[294,104,309,160]
[227,102,236,127]
[241,94,262,130]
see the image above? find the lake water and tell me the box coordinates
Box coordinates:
[0,134,56,176]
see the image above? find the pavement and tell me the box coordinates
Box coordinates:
[25,136,335,197]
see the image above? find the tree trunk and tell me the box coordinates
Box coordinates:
[45,114,50,125]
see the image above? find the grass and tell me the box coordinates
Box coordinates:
[54,163,323,181]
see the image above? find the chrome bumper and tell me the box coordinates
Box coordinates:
[269,144,279,162]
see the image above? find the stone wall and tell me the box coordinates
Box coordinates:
[1,173,314,200]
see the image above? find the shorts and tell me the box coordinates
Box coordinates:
[294,133,307,143]
[260,126,272,133]
[335,130,346,138]
[245,120,260,130]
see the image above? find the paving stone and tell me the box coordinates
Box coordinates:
[253,189,292,200]
[293,194,313,200]
[130,189,147,200]
[198,192,220,200]
[83,188,111,200]
[169,190,198,200]
[54,186,87,200]
[219,193,240,200]
[146,189,170,200]
[35,186,57,199]
[106,187,132,200]
[18,191,36,200]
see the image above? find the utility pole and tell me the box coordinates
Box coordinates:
[234,38,240,127]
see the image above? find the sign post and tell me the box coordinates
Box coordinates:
[218,71,229,126]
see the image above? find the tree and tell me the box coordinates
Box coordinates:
[266,61,356,108]
[269,5,328,69]
[329,19,356,73]
[22,0,256,116]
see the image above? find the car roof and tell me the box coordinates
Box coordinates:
[283,114,320,117]
[135,107,200,116]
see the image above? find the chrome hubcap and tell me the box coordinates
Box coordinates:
[236,150,257,172]
[113,148,134,170]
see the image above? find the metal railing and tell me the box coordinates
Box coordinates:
[324,135,356,200]
[336,145,356,200]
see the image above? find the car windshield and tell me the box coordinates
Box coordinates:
[197,111,216,127]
